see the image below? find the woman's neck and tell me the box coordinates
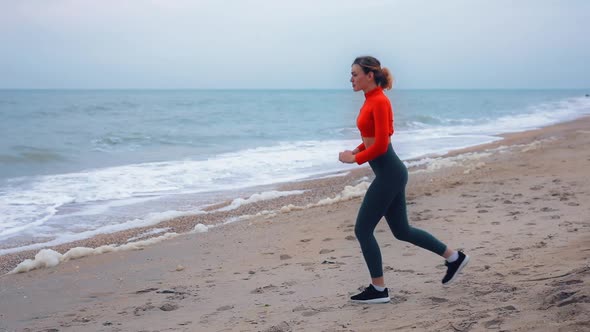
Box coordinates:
[363,83,378,94]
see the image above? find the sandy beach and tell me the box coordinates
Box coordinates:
[1,117,589,332]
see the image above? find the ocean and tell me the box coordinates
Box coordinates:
[1,89,589,255]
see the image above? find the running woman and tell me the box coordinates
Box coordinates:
[338,56,470,304]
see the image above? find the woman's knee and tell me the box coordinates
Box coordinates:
[354,223,367,239]
[392,227,412,242]
[354,220,376,241]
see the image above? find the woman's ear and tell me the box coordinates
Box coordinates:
[367,71,374,81]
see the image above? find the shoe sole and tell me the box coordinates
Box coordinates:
[443,255,470,285]
[351,297,391,304]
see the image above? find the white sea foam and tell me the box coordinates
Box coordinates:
[53,196,161,219]
[232,181,371,217]
[520,138,556,152]
[8,232,181,274]
[193,223,209,233]
[409,151,493,174]
[127,227,171,242]
[463,162,487,175]
[394,95,590,161]
[310,172,350,180]
[216,190,306,212]
[315,182,370,206]
[408,137,559,174]
[1,188,312,257]
[0,140,358,245]
[0,209,205,256]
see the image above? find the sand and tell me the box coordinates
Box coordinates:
[0,117,589,332]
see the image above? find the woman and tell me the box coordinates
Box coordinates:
[338,56,469,304]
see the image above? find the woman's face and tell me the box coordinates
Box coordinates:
[350,64,373,92]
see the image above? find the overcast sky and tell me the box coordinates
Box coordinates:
[1,0,589,89]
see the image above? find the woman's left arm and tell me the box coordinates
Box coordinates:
[354,100,391,165]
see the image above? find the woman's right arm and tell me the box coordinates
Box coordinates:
[353,143,366,155]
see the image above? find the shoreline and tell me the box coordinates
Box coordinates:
[0,115,588,331]
[1,116,589,275]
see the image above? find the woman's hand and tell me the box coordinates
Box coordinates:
[339,150,356,164]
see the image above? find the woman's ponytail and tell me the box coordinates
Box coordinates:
[353,56,394,90]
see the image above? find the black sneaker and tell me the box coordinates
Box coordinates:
[442,251,470,285]
[350,284,390,304]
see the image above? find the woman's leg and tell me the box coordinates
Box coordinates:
[384,189,447,256]
[384,188,471,284]
[354,177,396,283]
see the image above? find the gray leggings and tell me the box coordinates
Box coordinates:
[355,144,447,278]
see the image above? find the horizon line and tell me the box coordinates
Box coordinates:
[1,87,589,91]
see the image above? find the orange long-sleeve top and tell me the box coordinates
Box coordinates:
[354,87,394,165]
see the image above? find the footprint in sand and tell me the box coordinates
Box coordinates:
[540,291,579,309]
[133,303,156,316]
[496,305,517,313]
[300,238,312,243]
[134,287,159,294]
[533,241,547,248]
[263,321,292,332]
[293,304,332,317]
[483,318,503,329]
[428,296,449,304]
[385,266,415,273]
[552,279,584,287]
[217,305,234,311]
[475,265,491,272]
[540,207,559,212]
[251,285,278,294]
[345,235,356,241]
[160,303,179,311]
[321,259,345,266]
[319,249,334,254]
[389,295,408,304]
[72,315,94,323]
